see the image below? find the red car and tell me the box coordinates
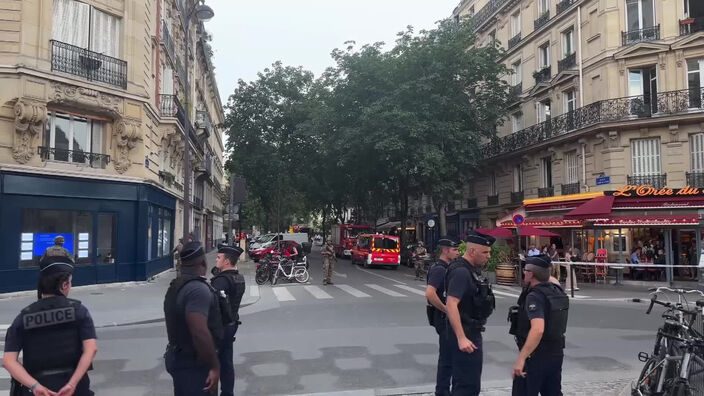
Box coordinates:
[249,240,301,262]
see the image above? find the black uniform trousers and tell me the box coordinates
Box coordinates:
[447,333,483,396]
[218,324,238,396]
[434,321,452,396]
[165,349,213,396]
[511,353,564,396]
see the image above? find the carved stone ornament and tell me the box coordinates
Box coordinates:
[13,99,47,164]
[113,119,143,173]
[50,82,122,116]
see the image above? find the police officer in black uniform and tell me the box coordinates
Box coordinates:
[211,245,246,396]
[510,254,569,396]
[445,231,496,396]
[164,241,223,395]
[2,256,97,396]
[425,236,461,396]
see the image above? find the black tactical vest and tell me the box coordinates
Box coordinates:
[514,282,569,355]
[212,269,246,324]
[21,296,83,375]
[446,258,496,335]
[164,275,224,357]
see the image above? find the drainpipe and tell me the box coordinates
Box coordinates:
[582,142,588,192]
[577,5,584,107]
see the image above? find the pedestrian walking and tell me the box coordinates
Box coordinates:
[425,236,461,396]
[509,254,569,396]
[445,231,496,395]
[174,238,184,274]
[40,235,71,262]
[2,256,97,396]
[413,241,429,280]
[211,245,246,396]
[164,241,223,396]
[321,239,336,285]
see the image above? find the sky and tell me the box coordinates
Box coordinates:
[205,0,461,104]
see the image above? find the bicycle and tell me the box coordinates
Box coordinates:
[632,287,704,396]
[255,254,280,285]
[271,256,309,285]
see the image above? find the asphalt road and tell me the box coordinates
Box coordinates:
[1,247,667,395]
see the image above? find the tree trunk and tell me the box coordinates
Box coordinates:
[438,201,447,236]
[321,206,328,242]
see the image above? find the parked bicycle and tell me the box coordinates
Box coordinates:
[271,256,309,285]
[632,287,704,396]
[255,254,278,285]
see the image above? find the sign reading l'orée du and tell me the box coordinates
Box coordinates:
[607,185,704,198]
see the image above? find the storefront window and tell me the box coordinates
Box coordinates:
[97,214,116,265]
[20,209,93,268]
[149,205,173,259]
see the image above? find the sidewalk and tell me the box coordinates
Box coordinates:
[0,250,258,328]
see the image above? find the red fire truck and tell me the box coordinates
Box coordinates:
[330,224,373,258]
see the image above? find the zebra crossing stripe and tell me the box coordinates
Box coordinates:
[272,287,295,302]
[365,284,405,297]
[393,284,427,296]
[334,284,371,298]
[249,285,260,298]
[303,285,333,299]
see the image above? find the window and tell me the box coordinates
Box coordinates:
[489,172,497,195]
[512,112,524,132]
[690,133,704,172]
[149,205,173,260]
[630,138,661,176]
[513,164,523,192]
[513,61,522,85]
[162,64,174,95]
[20,209,93,268]
[626,0,655,31]
[374,237,398,250]
[687,59,704,107]
[564,90,576,113]
[539,0,550,14]
[43,111,105,166]
[539,43,550,68]
[489,30,497,44]
[52,0,121,57]
[537,100,552,122]
[469,5,475,17]
[541,157,553,187]
[565,151,579,183]
[562,28,574,56]
[511,11,521,36]
[97,214,116,265]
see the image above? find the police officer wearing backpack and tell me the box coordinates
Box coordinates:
[164,242,223,395]
[2,256,97,396]
[509,254,569,396]
[211,245,246,396]
[445,231,496,396]
[425,236,461,396]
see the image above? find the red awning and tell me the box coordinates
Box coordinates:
[479,226,559,237]
[500,217,584,228]
[592,214,700,227]
[564,195,614,219]
[477,227,513,238]
[517,226,559,237]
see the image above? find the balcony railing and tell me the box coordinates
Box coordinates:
[160,94,179,117]
[50,40,127,89]
[467,198,478,208]
[622,25,660,46]
[562,181,580,195]
[38,146,110,168]
[487,194,499,206]
[627,174,667,189]
[486,87,704,158]
[194,196,204,208]
[556,0,577,14]
[534,11,550,30]
[534,66,551,84]
[511,191,524,203]
[470,0,511,32]
[195,110,212,137]
[538,186,554,198]
[161,20,176,63]
[510,82,523,97]
[558,52,576,73]
[508,33,521,49]
[680,18,704,36]
[686,171,704,188]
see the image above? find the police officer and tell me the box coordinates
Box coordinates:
[2,256,97,396]
[414,241,429,280]
[41,235,71,262]
[164,241,223,396]
[425,236,461,396]
[510,254,569,396]
[321,239,336,285]
[211,245,246,396]
[445,230,496,396]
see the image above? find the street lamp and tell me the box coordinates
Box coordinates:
[182,1,214,241]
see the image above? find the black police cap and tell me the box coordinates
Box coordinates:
[180,241,205,263]
[525,254,552,268]
[218,244,244,257]
[437,236,461,248]
[39,255,74,276]
[464,231,496,247]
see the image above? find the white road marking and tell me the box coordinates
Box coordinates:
[249,285,260,298]
[335,284,371,298]
[0,324,9,331]
[272,287,296,302]
[333,271,348,278]
[365,284,406,297]
[303,285,333,299]
[492,290,521,298]
[393,284,427,296]
[355,266,407,285]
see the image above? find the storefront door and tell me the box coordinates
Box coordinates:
[96,213,117,283]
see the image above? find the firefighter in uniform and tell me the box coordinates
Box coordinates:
[164,242,223,396]
[425,236,461,396]
[413,241,429,280]
[211,245,246,396]
[321,239,336,285]
[509,254,569,396]
[2,256,97,396]
[40,235,71,261]
[445,231,496,396]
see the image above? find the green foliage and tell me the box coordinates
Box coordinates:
[486,242,513,272]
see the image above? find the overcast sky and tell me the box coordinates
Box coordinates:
[205,0,459,104]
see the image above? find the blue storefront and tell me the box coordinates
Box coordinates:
[0,171,176,292]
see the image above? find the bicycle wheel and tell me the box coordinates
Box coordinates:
[295,268,309,283]
[666,380,693,396]
[255,268,269,285]
[634,358,662,396]
[272,269,280,285]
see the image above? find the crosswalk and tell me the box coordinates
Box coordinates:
[0,324,8,380]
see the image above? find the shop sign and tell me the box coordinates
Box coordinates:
[610,185,704,198]
[596,176,610,185]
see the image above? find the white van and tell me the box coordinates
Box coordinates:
[280,233,309,245]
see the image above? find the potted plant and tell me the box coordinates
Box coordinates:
[488,242,514,285]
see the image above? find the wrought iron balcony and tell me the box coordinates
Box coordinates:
[534,66,551,84]
[508,33,521,49]
[511,191,524,203]
[485,87,704,158]
[50,40,127,89]
[538,186,554,198]
[534,11,550,30]
[562,181,580,195]
[194,196,204,209]
[188,124,203,154]
[622,25,660,46]
[195,110,212,137]
[467,198,478,208]
[556,0,577,15]
[558,52,576,72]
[470,0,510,32]
[160,94,180,118]
[38,146,110,168]
[161,20,176,63]
[627,174,667,189]
[487,194,499,206]
[680,18,704,36]
[686,171,704,188]
[510,82,523,97]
